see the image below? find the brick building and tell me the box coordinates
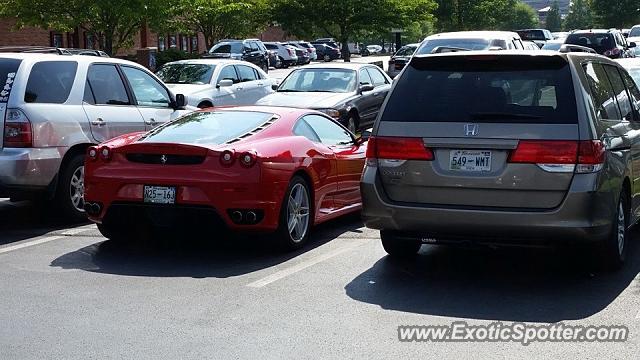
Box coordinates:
[0,18,293,57]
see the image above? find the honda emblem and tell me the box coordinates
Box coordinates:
[464,124,479,136]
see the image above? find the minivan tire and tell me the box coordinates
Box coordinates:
[381,231,421,258]
[56,153,87,222]
[600,190,629,270]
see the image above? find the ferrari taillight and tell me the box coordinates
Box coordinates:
[220,150,235,167]
[239,151,257,167]
[87,146,98,161]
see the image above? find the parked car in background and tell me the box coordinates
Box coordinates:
[552,31,569,40]
[288,44,311,65]
[542,39,565,51]
[416,31,525,55]
[565,29,636,59]
[288,41,317,61]
[205,39,270,72]
[313,44,341,62]
[623,29,631,38]
[348,43,361,55]
[313,38,340,49]
[264,42,298,68]
[388,43,419,78]
[627,25,640,57]
[257,63,391,133]
[156,59,275,109]
[516,29,554,48]
[85,106,366,250]
[523,41,541,50]
[361,50,640,269]
[366,45,383,55]
[0,53,191,220]
[267,50,281,69]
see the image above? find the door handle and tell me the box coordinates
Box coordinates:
[91,118,105,126]
[237,87,244,91]
[373,93,380,96]
[145,118,157,125]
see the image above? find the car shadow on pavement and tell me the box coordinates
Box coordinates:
[345,230,640,323]
[0,200,89,245]
[50,213,364,278]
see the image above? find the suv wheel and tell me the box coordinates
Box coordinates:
[600,191,629,270]
[56,153,87,222]
[380,231,421,258]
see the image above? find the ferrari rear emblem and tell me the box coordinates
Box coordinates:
[160,155,167,164]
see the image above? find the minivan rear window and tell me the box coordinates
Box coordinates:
[0,58,22,103]
[380,55,577,124]
[25,61,77,103]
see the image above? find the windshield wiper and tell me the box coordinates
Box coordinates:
[470,112,542,120]
[278,89,302,92]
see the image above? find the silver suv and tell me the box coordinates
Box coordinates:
[361,51,640,269]
[0,53,190,220]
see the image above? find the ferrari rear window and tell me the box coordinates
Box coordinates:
[140,111,275,145]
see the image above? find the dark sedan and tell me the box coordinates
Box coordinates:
[387,43,419,78]
[256,63,391,133]
[313,43,341,62]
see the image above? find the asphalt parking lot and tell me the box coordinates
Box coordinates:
[1,198,640,359]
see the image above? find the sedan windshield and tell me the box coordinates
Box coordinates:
[395,45,417,57]
[156,64,215,85]
[141,111,275,145]
[278,68,357,93]
[630,27,640,37]
[417,38,491,54]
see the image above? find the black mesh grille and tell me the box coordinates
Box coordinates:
[126,153,205,165]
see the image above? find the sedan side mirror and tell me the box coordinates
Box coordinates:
[175,94,187,108]
[629,42,637,48]
[217,79,234,88]
[271,84,279,91]
[359,83,375,93]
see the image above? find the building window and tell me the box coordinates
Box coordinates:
[51,33,63,48]
[169,35,177,48]
[181,35,188,51]
[158,36,166,51]
[190,37,198,53]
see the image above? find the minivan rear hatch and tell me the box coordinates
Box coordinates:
[375,54,580,209]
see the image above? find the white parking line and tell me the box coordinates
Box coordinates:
[0,236,65,254]
[60,225,95,236]
[247,240,367,288]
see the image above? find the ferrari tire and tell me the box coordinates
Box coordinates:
[276,176,312,251]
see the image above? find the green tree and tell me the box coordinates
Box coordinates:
[0,0,173,56]
[545,1,562,31]
[499,1,539,30]
[592,0,640,28]
[271,0,436,61]
[174,0,269,50]
[434,0,521,31]
[564,0,594,30]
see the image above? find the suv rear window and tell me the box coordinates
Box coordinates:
[565,33,614,53]
[380,55,578,124]
[25,61,77,103]
[0,58,22,103]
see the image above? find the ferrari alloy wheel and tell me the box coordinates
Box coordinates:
[277,176,312,250]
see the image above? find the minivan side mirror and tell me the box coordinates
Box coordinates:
[217,79,234,88]
[359,83,375,93]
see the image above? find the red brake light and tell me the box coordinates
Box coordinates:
[578,140,605,165]
[87,147,98,161]
[239,151,257,167]
[366,136,433,160]
[3,109,32,147]
[509,140,578,164]
[99,146,112,161]
[220,150,235,167]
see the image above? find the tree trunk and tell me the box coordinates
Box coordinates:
[341,41,351,62]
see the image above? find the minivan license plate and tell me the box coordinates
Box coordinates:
[449,150,491,172]
[143,186,176,204]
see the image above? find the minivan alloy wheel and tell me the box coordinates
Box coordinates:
[617,201,625,256]
[69,165,85,212]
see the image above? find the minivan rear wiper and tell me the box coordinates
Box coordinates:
[470,112,542,120]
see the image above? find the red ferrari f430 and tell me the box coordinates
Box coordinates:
[83,106,366,249]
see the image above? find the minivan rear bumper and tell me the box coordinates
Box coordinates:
[360,166,615,245]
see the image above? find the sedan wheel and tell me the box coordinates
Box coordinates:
[347,117,357,134]
[324,54,331,62]
[277,176,312,250]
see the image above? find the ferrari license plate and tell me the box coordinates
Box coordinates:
[449,150,492,172]
[143,185,176,204]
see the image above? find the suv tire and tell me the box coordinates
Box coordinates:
[380,231,421,258]
[56,153,87,222]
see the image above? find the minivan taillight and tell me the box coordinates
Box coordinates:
[366,136,433,160]
[508,140,604,173]
[3,109,32,147]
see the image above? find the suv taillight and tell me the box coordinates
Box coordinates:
[3,109,32,147]
[604,48,622,57]
[508,140,604,173]
[366,136,433,161]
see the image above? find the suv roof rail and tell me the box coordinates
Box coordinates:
[431,46,471,54]
[558,44,597,54]
[0,46,72,55]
